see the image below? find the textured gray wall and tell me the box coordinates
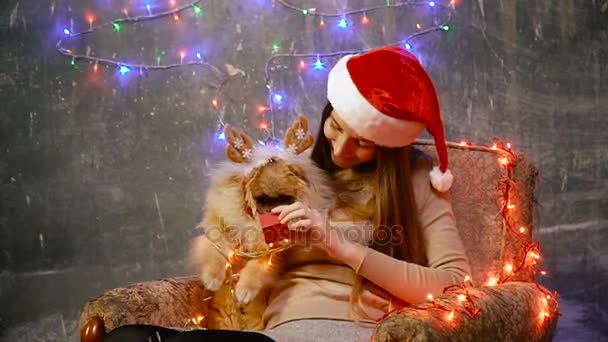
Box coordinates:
[0,0,606,341]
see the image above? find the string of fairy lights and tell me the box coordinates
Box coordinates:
[56,0,454,142]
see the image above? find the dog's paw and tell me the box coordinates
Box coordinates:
[234,276,264,305]
[200,263,226,292]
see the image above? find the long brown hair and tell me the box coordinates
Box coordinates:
[310,102,428,318]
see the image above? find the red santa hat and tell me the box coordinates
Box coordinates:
[327,45,453,192]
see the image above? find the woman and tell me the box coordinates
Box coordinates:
[103,46,471,342]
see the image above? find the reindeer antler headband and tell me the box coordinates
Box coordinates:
[224,114,314,164]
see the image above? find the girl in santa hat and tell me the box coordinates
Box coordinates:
[262,45,470,341]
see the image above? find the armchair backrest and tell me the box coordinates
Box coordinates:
[413,140,538,286]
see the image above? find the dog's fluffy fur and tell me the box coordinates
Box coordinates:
[190,146,334,305]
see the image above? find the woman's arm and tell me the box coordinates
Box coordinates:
[338,189,471,305]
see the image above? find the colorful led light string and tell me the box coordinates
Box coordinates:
[275,0,455,17]
[261,0,454,141]
[55,0,234,113]
[56,1,455,142]
[57,1,209,70]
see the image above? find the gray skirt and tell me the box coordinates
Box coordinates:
[262,319,377,342]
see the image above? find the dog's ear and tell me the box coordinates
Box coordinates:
[284,115,314,155]
[224,124,255,163]
[287,163,308,184]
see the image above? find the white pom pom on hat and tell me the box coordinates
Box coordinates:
[327,45,454,192]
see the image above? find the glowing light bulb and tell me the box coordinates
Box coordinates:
[225,262,230,268]
[485,274,499,286]
[313,57,325,70]
[93,63,98,72]
[112,22,121,32]
[119,65,131,75]
[174,14,180,21]
[63,28,71,35]
[446,309,455,321]
[532,252,540,260]
[457,294,466,302]
[404,43,413,51]
[259,122,268,129]
[361,14,369,24]
[416,23,422,29]
[193,5,202,16]
[442,25,450,31]
[504,263,513,274]
[427,294,434,301]
[491,143,498,150]
[180,50,186,63]
[273,93,284,104]
[319,17,325,27]
[519,227,526,233]
[464,275,470,282]
[338,17,348,28]
[299,60,306,70]
[429,1,436,7]
[212,99,218,107]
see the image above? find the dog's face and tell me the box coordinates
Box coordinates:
[246,158,308,215]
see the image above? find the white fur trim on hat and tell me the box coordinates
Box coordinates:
[429,166,454,192]
[327,55,425,147]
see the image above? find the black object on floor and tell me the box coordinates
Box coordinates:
[102,324,276,342]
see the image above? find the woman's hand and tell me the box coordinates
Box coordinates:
[271,202,335,253]
[271,202,367,266]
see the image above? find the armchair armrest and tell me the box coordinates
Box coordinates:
[373,282,559,342]
[79,276,211,342]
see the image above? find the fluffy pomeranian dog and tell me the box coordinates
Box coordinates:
[190,115,334,305]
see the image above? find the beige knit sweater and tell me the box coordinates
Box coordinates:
[263,157,472,329]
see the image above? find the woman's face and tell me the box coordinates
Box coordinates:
[323,110,378,169]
